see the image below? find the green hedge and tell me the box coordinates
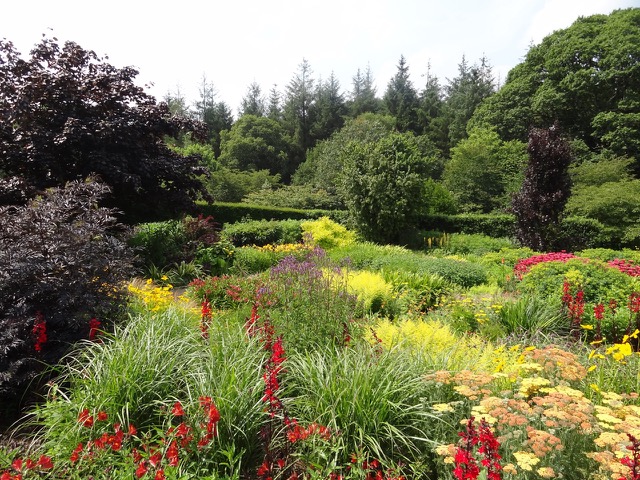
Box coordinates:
[195,201,348,225]
[421,213,516,238]
[222,219,303,247]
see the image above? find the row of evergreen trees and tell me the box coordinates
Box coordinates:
[164,54,496,166]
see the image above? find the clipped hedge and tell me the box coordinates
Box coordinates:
[222,219,303,247]
[421,213,516,238]
[196,201,348,225]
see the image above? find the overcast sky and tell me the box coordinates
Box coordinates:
[2,0,637,117]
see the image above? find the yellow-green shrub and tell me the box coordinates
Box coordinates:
[301,216,356,249]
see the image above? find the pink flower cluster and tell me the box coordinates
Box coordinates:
[608,259,640,277]
[513,252,577,279]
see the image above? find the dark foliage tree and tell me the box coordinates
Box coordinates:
[383,55,420,133]
[0,37,209,220]
[512,123,572,251]
[0,180,135,424]
[239,81,266,117]
[349,65,380,117]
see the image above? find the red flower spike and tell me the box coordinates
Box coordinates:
[88,318,102,341]
[32,312,47,352]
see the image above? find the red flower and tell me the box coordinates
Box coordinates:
[70,443,84,463]
[171,401,184,416]
[36,455,53,470]
[154,470,166,480]
[88,318,102,341]
[129,424,138,436]
[78,409,94,428]
[11,459,22,472]
[135,461,148,478]
[32,312,47,352]
[97,411,108,421]
[166,440,179,467]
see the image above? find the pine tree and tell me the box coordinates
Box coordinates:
[349,64,379,117]
[239,81,266,117]
[312,72,346,141]
[383,55,420,133]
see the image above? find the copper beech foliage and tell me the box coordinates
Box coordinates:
[0,35,210,220]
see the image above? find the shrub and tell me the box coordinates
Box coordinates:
[0,180,135,423]
[222,219,303,247]
[300,216,356,250]
[130,215,234,281]
[230,244,314,274]
[332,269,396,316]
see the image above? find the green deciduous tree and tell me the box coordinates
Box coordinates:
[471,8,640,168]
[0,37,209,220]
[293,113,397,195]
[339,131,435,244]
[218,114,295,180]
[443,127,527,213]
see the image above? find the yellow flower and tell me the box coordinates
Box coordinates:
[431,403,455,413]
[513,451,540,471]
[580,324,594,330]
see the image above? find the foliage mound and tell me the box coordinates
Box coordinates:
[222,219,303,247]
[300,216,356,249]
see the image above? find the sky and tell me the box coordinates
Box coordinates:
[2,0,638,117]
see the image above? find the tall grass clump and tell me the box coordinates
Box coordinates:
[33,306,266,477]
[285,344,443,477]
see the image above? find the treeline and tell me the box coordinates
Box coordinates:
[163,8,639,247]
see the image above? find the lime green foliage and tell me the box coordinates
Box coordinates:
[329,269,396,315]
[578,248,640,263]
[301,216,356,249]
